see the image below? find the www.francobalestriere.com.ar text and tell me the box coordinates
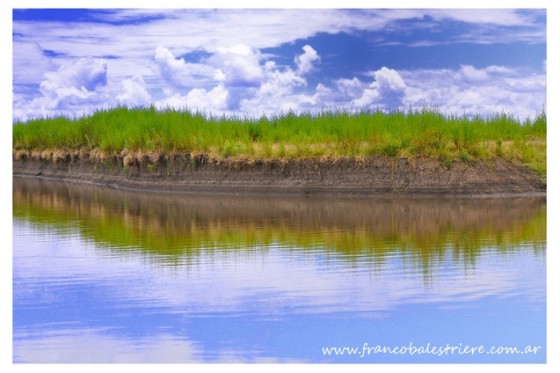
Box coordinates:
[322,342,542,358]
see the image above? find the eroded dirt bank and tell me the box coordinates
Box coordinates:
[12,152,546,197]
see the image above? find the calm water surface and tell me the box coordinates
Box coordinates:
[13,177,546,363]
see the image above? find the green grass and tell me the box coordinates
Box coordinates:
[13,106,546,176]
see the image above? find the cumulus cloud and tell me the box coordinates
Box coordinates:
[15,58,110,119]
[400,65,546,119]
[238,60,309,114]
[154,46,187,82]
[334,77,365,99]
[353,67,407,110]
[153,44,265,111]
[15,58,152,120]
[372,67,407,108]
[295,45,320,75]
[186,84,229,112]
[154,94,188,111]
[234,46,322,114]
[40,58,107,95]
[210,45,264,88]
[153,84,229,114]
[116,76,151,107]
[150,57,545,121]
[153,44,322,114]
[307,64,545,120]
[294,83,333,109]
[459,65,490,82]
[13,52,546,122]
[154,46,216,88]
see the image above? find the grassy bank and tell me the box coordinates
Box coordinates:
[13,107,546,177]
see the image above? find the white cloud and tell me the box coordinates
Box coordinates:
[334,77,365,99]
[11,10,376,74]
[353,67,407,110]
[154,46,216,89]
[13,58,110,120]
[400,65,546,119]
[238,60,309,115]
[459,64,490,82]
[13,53,546,122]
[302,83,332,107]
[426,9,538,27]
[353,88,380,108]
[400,9,545,45]
[186,84,229,112]
[234,45,322,114]
[154,46,188,83]
[155,93,188,111]
[15,58,153,120]
[41,58,107,95]
[13,41,57,85]
[116,76,151,107]
[153,44,264,111]
[153,84,230,114]
[372,67,407,105]
[295,45,320,75]
[281,64,545,120]
[210,44,264,88]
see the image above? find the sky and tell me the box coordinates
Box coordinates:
[11,7,547,121]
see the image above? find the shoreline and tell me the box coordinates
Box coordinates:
[12,154,546,198]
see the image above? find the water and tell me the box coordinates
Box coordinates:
[12,177,546,363]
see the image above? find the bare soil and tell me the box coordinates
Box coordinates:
[12,152,546,197]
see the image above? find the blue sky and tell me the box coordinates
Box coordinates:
[12,8,547,121]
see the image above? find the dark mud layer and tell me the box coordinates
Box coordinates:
[12,153,546,197]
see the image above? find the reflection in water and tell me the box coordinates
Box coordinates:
[13,177,546,363]
[13,177,545,270]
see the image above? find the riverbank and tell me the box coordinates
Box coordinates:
[12,152,546,197]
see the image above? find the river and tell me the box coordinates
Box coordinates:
[12,177,546,363]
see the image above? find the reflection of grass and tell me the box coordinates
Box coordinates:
[13,107,546,177]
[13,178,546,272]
